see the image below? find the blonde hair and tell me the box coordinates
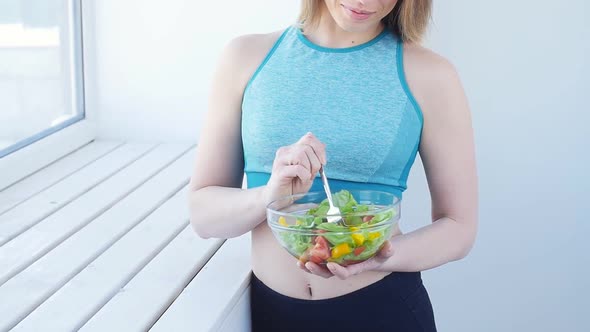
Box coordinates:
[298,0,432,44]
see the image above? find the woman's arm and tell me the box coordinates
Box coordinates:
[188,32,280,239]
[377,45,479,272]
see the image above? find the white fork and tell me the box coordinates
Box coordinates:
[319,166,344,225]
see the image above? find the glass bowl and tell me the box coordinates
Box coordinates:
[266,190,400,267]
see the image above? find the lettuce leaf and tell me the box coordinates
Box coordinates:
[279,225,312,256]
[370,209,395,224]
[315,222,354,246]
[332,190,358,211]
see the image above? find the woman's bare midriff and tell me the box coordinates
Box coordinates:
[251,221,402,300]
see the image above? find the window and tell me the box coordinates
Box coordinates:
[0,0,85,158]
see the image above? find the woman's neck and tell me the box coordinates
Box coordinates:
[303,2,384,49]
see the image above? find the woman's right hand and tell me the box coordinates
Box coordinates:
[263,132,327,205]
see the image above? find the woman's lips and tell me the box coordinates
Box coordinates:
[341,4,375,21]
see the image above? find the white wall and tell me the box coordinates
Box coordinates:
[87,0,299,142]
[86,1,589,331]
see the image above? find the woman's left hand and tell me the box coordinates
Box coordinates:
[297,241,395,279]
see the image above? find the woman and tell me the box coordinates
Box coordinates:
[188,0,478,330]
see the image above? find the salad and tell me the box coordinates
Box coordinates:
[277,190,396,266]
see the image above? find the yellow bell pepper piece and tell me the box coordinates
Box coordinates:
[368,232,381,241]
[278,216,288,227]
[351,233,365,246]
[331,243,352,259]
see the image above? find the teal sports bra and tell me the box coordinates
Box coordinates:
[241,26,423,198]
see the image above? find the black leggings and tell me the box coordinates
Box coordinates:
[250,271,437,331]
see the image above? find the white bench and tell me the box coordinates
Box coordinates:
[0,141,251,332]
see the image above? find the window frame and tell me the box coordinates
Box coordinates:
[0,0,96,191]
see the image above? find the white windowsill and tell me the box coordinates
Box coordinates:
[0,119,96,191]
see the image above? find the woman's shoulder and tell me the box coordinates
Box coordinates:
[401,42,466,116]
[217,29,288,87]
[225,29,286,60]
[402,43,460,89]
